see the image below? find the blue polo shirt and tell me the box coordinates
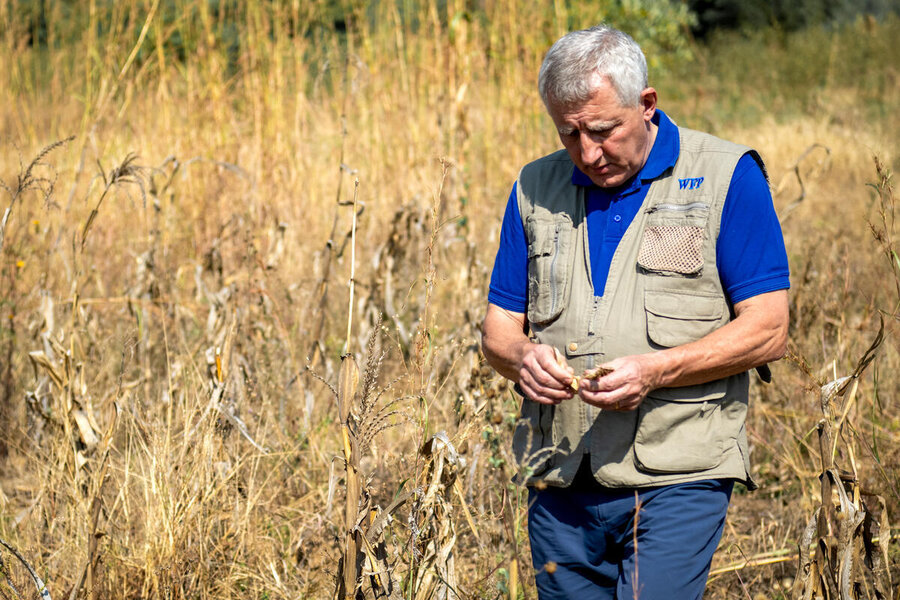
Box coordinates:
[488,110,790,312]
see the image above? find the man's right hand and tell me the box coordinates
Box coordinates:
[482,303,576,405]
[517,343,576,405]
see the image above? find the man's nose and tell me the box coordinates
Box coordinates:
[579,133,603,165]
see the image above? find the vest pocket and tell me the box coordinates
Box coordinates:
[636,285,732,474]
[525,214,573,325]
[633,393,726,473]
[637,201,710,276]
[644,289,726,348]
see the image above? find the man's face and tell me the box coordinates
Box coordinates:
[547,77,657,188]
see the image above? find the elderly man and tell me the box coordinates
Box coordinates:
[481,25,790,599]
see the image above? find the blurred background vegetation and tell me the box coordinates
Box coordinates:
[688,0,900,36]
[1,1,898,598]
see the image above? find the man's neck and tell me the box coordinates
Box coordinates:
[643,120,659,169]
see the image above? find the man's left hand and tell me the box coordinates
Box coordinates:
[577,354,662,411]
[575,290,790,411]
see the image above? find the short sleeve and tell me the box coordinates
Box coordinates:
[716,154,791,304]
[488,182,529,313]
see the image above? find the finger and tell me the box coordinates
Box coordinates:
[520,367,575,397]
[521,364,571,393]
[539,348,576,385]
[522,354,573,391]
[577,385,611,405]
[577,375,618,394]
[586,367,624,392]
[519,368,573,396]
[578,386,633,411]
[520,379,571,404]
[550,347,577,378]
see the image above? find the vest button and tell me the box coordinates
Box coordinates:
[568,342,578,352]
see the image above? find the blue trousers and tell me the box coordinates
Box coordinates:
[527,473,733,599]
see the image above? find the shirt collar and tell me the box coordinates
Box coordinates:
[571,109,679,190]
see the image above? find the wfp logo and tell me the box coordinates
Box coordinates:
[678,177,704,190]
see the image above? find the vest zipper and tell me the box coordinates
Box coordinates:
[549,225,561,316]
[648,202,709,213]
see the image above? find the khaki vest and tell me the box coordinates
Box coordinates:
[512,127,760,490]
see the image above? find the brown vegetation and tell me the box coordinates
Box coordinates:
[0,1,898,598]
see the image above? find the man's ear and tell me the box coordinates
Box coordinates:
[640,87,658,121]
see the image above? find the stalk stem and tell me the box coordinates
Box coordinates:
[345,179,359,353]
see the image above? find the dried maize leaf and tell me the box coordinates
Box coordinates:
[792,508,819,600]
[84,398,106,443]
[39,292,55,338]
[868,494,893,598]
[27,351,65,389]
[72,410,100,450]
[75,451,89,471]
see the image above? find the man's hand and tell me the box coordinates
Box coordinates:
[482,304,575,404]
[518,344,576,405]
[483,290,788,410]
[576,353,661,411]
[577,289,790,411]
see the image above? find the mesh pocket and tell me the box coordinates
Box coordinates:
[638,225,704,275]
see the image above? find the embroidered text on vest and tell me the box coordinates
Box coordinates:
[678,177,704,190]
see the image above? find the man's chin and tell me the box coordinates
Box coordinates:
[589,172,625,188]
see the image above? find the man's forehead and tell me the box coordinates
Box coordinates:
[550,98,629,128]
[548,77,628,113]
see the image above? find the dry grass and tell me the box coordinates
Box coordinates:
[0,2,898,598]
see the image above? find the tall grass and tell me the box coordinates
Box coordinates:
[0,1,898,598]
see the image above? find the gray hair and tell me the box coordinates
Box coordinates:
[538,25,648,108]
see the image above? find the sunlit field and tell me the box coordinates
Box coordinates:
[1,2,898,598]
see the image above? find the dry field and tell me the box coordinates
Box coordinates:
[0,2,898,598]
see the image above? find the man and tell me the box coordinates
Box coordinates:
[481,25,790,599]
